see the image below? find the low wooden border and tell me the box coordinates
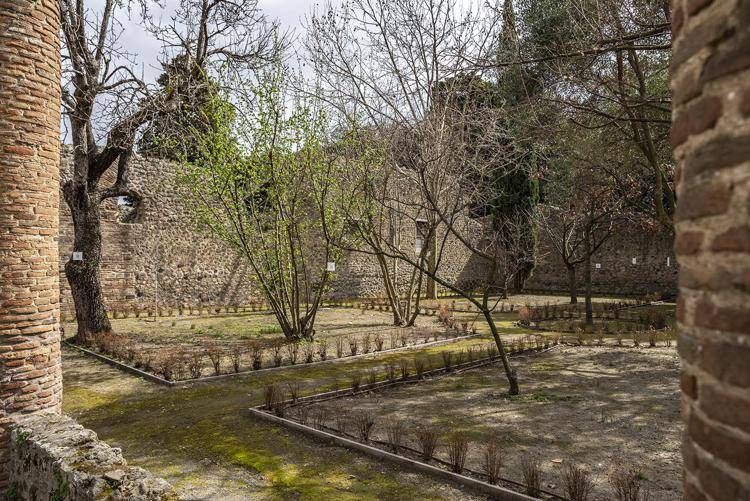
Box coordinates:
[63,333,482,387]
[248,408,541,500]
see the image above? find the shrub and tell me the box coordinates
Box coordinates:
[316,339,328,361]
[446,434,470,473]
[414,357,426,379]
[271,343,284,367]
[399,331,408,347]
[262,383,284,416]
[311,406,329,429]
[441,351,453,371]
[350,373,362,394]
[385,419,405,452]
[389,331,398,349]
[367,368,378,387]
[414,424,440,461]
[564,463,593,501]
[520,456,542,497]
[287,382,300,403]
[203,342,223,375]
[302,342,315,363]
[610,466,650,501]
[632,331,640,347]
[249,343,263,370]
[399,358,410,380]
[285,343,299,365]
[386,362,396,382]
[362,333,371,354]
[335,337,344,358]
[374,333,384,351]
[348,337,359,356]
[229,345,243,373]
[156,350,180,381]
[482,442,503,484]
[352,410,376,442]
[648,329,657,348]
[187,351,203,379]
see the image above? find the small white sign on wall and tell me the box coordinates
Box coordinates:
[326,261,336,272]
[595,263,601,269]
[631,257,638,265]
[72,251,83,261]
[666,256,671,267]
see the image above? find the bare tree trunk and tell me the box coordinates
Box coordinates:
[481,308,519,395]
[567,264,578,304]
[584,229,593,325]
[63,186,112,341]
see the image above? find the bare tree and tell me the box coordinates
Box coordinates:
[306,0,535,393]
[535,127,630,322]
[59,0,277,340]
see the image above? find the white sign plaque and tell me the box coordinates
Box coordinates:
[326,261,336,272]
[631,257,638,265]
[595,263,601,269]
[666,256,671,267]
[72,251,83,261]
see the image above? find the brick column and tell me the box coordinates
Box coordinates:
[0,0,62,485]
[671,0,750,499]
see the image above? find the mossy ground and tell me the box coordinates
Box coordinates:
[62,296,674,499]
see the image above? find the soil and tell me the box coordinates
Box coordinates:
[295,346,682,500]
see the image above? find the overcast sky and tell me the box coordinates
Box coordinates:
[111,0,322,83]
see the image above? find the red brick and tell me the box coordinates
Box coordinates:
[682,133,750,179]
[688,411,750,472]
[675,179,732,220]
[675,230,705,255]
[671,95,722,147]
[687,0,714,15]
[700,382,750,431]
[711,226,750,252]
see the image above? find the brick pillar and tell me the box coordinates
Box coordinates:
[0,0,62,485]
[672,0,750,499]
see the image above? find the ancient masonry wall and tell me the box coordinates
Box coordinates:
[58,150,677,315]
[8,414,176,500]
[525,225,678,297]
[672,0,750,499]
[0,0,63,485]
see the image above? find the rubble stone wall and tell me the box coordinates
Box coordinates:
[8,414,176,500]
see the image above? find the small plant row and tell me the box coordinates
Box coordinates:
[73,324,477,382]
[61,302,273,322]
[261,336,556,413]
[563,327,675,348]
[262,404,650,501]
[517,300,645,325]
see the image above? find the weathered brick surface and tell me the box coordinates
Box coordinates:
[0,0,63,485]
[672,0,750,498]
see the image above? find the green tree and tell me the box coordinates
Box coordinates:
[181,67,348,340]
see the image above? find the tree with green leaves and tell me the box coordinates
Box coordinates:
[181,67,349,341]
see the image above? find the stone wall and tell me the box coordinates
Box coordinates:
[59,149,258,315]
[8,414,176,500]
[672,0,750,499]
[0,0,63,485]
[58,149,678,315]
[525,225,677,297]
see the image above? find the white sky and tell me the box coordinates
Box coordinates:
[106,0,322,84]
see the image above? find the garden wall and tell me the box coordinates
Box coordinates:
[525,224,677,298]
[8,413,176,500]
[58,148,677,316]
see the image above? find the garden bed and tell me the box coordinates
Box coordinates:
[258,345,681,500]
[251,343,562,500]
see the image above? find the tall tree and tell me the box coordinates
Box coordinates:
[59,0,277,340]
[182,67,350,341]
